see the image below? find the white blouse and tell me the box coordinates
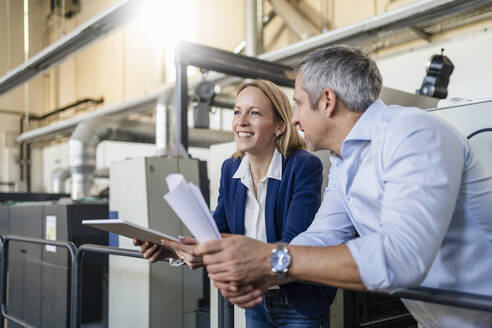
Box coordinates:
[232,149,283,242]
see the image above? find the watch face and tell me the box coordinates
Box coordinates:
[270,249,291,272]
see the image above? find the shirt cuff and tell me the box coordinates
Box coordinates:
[346,234,391,291]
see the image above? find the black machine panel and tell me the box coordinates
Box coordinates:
[344,290,417,328]
[2,202,108,327]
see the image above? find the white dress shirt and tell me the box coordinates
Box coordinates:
[292,100,492,328]
[233,148,283,242]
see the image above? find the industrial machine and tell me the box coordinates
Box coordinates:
[0,201,108,328]
[430,99,492,174]
[108,156,209,328]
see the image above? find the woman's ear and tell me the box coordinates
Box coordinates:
[275,121,287,137]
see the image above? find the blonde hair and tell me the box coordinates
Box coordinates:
[232,79,305,158]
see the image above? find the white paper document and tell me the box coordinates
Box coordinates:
[163,174,221,243]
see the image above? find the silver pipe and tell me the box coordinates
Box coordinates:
[0,0,138,96]
[95,167,109,179]
[52,167,70,193]
[245,0,263,55]
[269,0,319,40]
[256,0,264,53]
[189,128,233,148]
[6,0,10,71]
[69,118,233,199]
[155,95,169,156]
[69,118,155,199]
[213,93,235,109]
[234,10,275,55]
[17,87,171,143]
[260,0,463,63]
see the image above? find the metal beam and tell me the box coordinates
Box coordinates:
[177,41,295,88]
[16,0,491,143]
[0,0,138,96]
[259,0,491,64]
[269,0,319,40]
[173,41,295,151]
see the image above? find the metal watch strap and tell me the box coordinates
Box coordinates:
[271,242,290,278]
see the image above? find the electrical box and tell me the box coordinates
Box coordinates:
[109,157,208,328]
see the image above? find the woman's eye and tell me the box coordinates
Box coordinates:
[251,111,261,116]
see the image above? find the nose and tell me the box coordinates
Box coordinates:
[291,108,299,126]
[237,112,249,126]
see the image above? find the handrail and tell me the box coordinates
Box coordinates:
[391,286,492,313]
[1,235,492,328]
[0,235,78,328]
[75,244,143,327]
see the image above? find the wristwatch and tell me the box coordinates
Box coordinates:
[269,242,291,278]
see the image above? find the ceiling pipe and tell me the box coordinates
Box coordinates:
[245,0,264,56]
[69,117,155,199]
[52,167,110,194]
[17,0,488,144]
[52,167,71,193]
[268,0,319,40]
[0,0,138,96]
[69,118,233,199]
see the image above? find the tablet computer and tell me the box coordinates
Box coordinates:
[82,219,179,245]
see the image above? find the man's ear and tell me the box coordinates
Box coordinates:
[319,88,337,117]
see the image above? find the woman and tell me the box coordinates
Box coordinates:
[136,80,335,327]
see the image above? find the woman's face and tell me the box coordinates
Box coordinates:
[233,87,281,156]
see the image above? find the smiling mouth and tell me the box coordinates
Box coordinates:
[237,132,254,137]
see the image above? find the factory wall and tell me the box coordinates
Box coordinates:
[0,0,491,193]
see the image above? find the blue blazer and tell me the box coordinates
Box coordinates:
[213,149,336,318]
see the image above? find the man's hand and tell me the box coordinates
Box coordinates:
[214,277,273,309]
[133,239,173,263]
[195,235,274,284]
[162,236,204,269]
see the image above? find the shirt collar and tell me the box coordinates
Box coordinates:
[232,148,283,181]
[344,99,385,142]
[266,148,283,181]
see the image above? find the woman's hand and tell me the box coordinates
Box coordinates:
[133,239,174,263]
[162,236,204,269]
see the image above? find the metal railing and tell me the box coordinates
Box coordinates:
[75,244,143,327]
[1,234,491,328]
[392,286,492,313]
[0,235,78,328]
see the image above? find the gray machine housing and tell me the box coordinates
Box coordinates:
[0,202,108,328]
[109,157,207,328]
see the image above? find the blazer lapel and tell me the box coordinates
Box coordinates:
[232,181,247,235]
[265,155,286,242]
[265,179,280,242]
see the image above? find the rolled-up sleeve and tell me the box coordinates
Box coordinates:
[346,116,464,291]
[291,166,355,247]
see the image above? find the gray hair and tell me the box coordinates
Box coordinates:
[296,45,383,113]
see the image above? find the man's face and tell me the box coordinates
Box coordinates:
[291,73,327,152]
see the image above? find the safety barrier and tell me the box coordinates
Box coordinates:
[0,235,78,328]
[1,234,492,328]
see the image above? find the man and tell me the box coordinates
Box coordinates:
[196,45,492,327]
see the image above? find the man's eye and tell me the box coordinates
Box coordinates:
[234,110,240,115]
